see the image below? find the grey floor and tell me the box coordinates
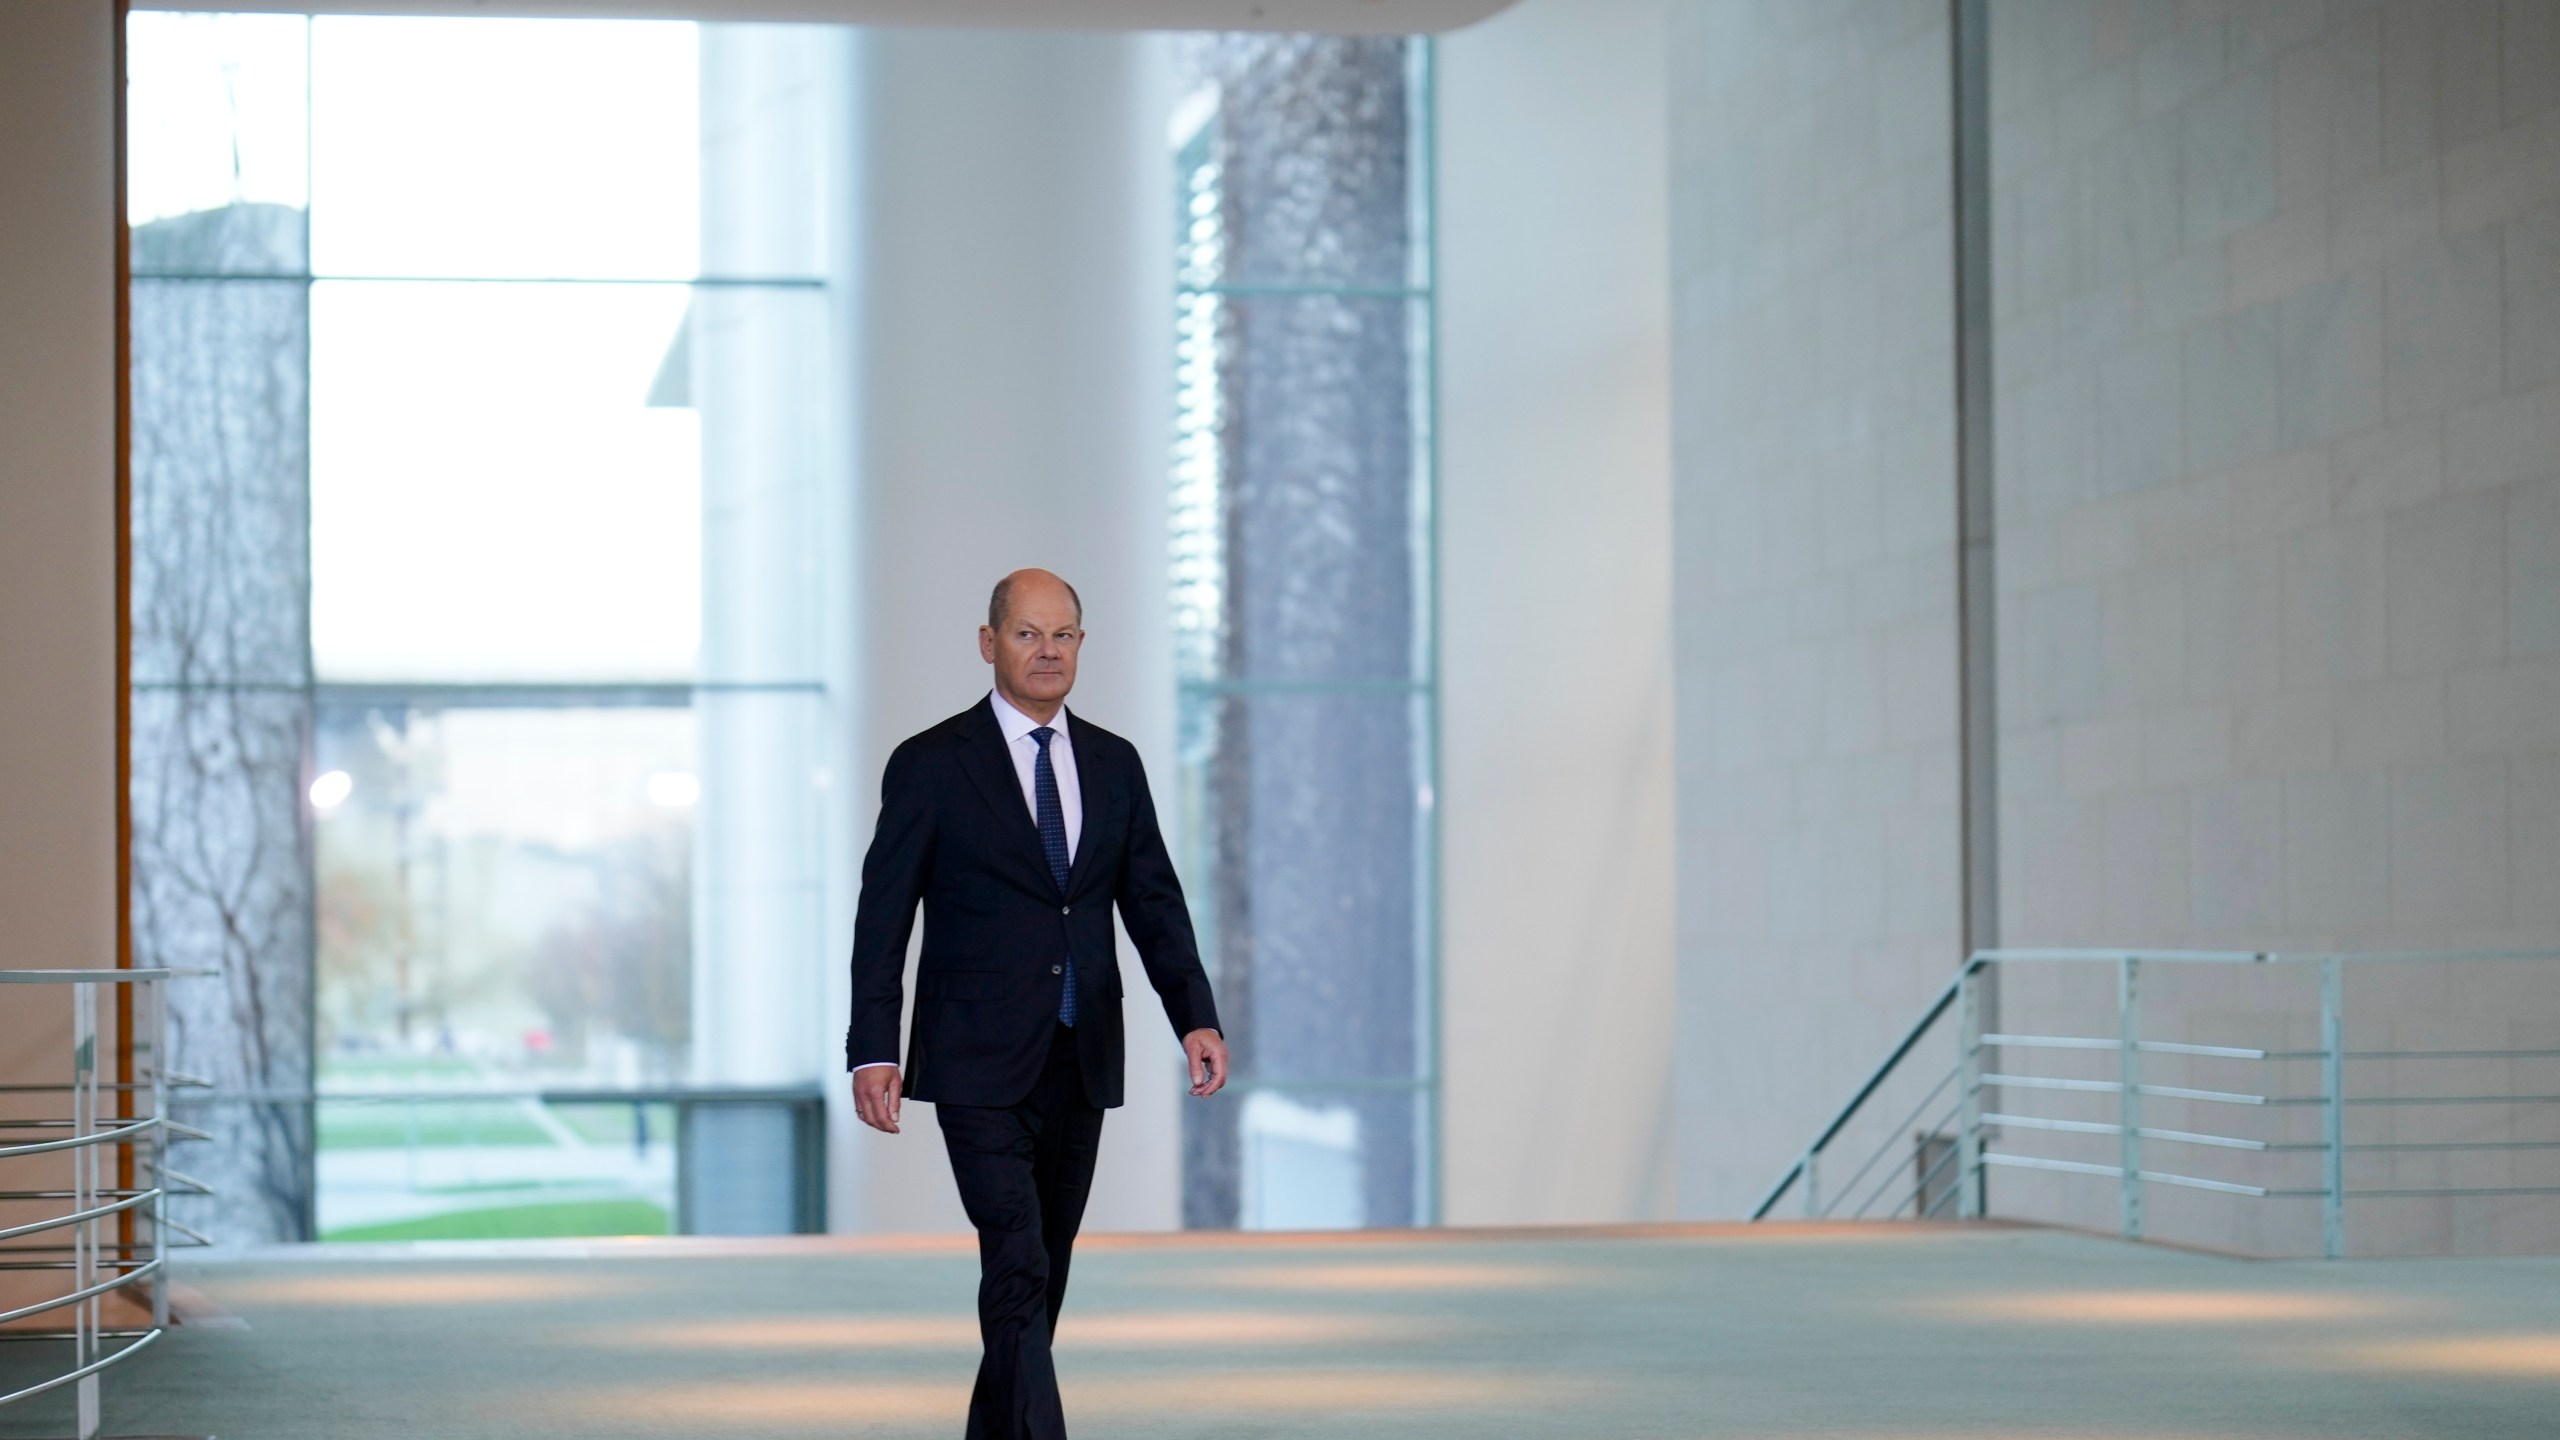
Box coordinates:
[6,1222,2558,1438]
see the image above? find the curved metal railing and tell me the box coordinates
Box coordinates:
[0,967,206,1439]
[1755,948,2560,1259]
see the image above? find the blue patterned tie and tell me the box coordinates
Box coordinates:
[1032,727,1076,1027]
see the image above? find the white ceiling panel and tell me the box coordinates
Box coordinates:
[160,0,1520,35]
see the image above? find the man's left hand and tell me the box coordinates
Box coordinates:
[1183,1029,1228,1098]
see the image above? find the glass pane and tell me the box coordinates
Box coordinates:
[699,27,834,282]
[126,12,309,254]
[1180,36,1414,292]
[691,687,830,1087]
[1171,286,1226,683]
[313,702,698,1085]
[1240,1086,1424,1230]
[1206,689,1424,1082]
[1179,687,1426,1229]
[315,1096,677,1241]
[132,684,314,1246]
[1217,294,1422,684]
[308,280,706,682]
[1174,35,1433,1232]
[131,258,317,1245]
[130,277,310,690]
[696,286,831,688]
[310,18,700,280]
[128,13,839,1248]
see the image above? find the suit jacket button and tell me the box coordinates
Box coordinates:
[1051,964,1064,975]
[1061,905,1071,915]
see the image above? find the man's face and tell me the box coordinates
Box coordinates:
[979,582,1082,712]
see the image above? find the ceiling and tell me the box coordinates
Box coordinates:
[174,0,1520,34]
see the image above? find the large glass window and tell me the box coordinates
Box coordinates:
[1170,37,1439,1229]
[128,14,837,1243]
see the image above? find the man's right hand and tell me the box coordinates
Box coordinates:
[853,1066,903,1134]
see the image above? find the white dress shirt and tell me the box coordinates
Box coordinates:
[854,692,1079,1076]
[987,689,1081,865]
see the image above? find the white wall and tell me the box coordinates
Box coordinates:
[1667,0,1968,1219]
[825,27,1187,1236]
[0,0,117,1319]
[1436,0,1678,1224]
[0,0,118,985]
[1981,0,2560,1254]
[1991,0,2560,958]
[1654,0,2560,1242]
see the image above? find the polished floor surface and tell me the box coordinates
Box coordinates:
[6,1222,2559,1438]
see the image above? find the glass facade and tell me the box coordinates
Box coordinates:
[127,14,834,1243]
[129,188,317,1247]
[1171,36,1440,1229]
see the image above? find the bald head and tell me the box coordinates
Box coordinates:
[979,569,1086,722]
[987,569,1082,632]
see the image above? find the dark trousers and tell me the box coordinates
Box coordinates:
[936,1024,1104,1440]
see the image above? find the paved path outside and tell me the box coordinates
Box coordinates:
[5,1222,2558,1438]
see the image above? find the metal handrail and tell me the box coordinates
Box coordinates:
[1751,963,1971,1220]
[1980,1112,2270,1151]
[1820,1062,1960,1218]
[0,1117,164,1161]
[1980,1073,2268,1105]
[1982,1150,2270,1197]
[1986,1033,2269,1059]
[1754,948,2560,1257]
[0,969,188,984]
[1912,1141,1963,1217]
[0,1330,162,1410]
[0,968,202,1439]
[0,1191,162,1245]
[176,1082,827,1105]
[1849,1097,1962,1219]
[154,1213,213,1249]
[0,1259,163,1329]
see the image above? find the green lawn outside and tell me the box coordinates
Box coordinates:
[316,1101,552,1150]
[315,1100,677,1150]
[317,1057,485,1085]
[555,1102,677,1146]
[320,1198,672,1242]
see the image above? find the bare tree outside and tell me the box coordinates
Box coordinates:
[130,201,319,1245]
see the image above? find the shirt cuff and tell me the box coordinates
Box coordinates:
[851,1061,899,1073]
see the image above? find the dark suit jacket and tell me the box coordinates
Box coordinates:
[844,697,1220,1110]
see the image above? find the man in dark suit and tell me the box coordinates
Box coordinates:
[848,567,1227,1440]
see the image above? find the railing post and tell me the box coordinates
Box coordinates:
[2322,956,2345,1260]
[1802,1147,1821,1219]
[1956,959,1984,1219]
[72,982,100,1440]
[2118,954,2142,1243]
[148,976,170,1331]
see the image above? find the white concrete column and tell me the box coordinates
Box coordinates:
[692,26,841,1094]
[1437,0,1677,1225]
[826,26,1184,1235]
[0,0,118,993]
[0,0,119,1317]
